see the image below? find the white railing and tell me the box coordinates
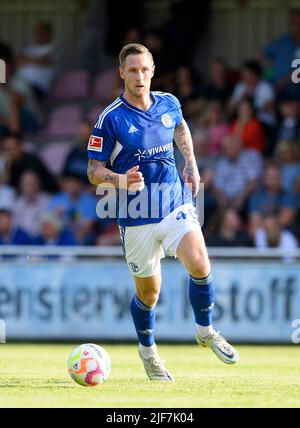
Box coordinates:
[0,246,299,259]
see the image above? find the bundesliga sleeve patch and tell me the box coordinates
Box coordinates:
[88,135,103,152]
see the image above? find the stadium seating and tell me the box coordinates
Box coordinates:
[42,104,82,138]
[23,141,37,153]
[92,69,117,103]
[52,69,90,100]
[87,104,106,124]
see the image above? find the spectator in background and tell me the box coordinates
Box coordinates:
[208,208,253,247]
[201,58,233,105]
[275,141,300,192]
[1,133,58,192]
[0,208,31,245]
[62,119,92,184]
[96,221,120,246]
[17,21,59,98]
[143,30,168,91]
[13,170,50,238]
[0,43,41,135]
[229,97,265,154]
[33,212,76,246]
[255,212,298,250]
[248,162,298,235]
[262,8,300,100]
[193,115,217,166]
[275,96,300,143]
[174,66,200,104]
[212,134,263,212]
[0,157,15,210]
[48,172,97,245]
[192,100,229,156]
[205,100,229,155]
[110,28,144,99]
[187,127,218,234]
[173,65,201,118]
[229,60,276,127]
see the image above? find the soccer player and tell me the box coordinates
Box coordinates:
[87,43,239,381]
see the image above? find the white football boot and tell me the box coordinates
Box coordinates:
[196,331,239,364]
[138,350,174,381]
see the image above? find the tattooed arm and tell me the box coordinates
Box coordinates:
[87,159,118,186]
[87,159,144,191]
[174,120,200,197]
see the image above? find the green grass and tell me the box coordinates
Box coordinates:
[0,343,299,407]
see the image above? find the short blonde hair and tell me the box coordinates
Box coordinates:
[119,43,154,68]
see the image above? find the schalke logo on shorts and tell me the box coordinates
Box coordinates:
[129,262,139,273]
[161,113,173,128]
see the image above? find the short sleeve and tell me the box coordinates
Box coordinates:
[168,94,183,127]
[87,112,116,161]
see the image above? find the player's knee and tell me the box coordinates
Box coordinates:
[137,289,159,308]
[189,256,211,279]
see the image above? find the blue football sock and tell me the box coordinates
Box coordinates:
[130,294,155,347]
[189,272,215,326]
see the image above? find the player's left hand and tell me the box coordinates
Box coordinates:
[183,161,200,197]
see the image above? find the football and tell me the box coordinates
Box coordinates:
[67,343,111,387]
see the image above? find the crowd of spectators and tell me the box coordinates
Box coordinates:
[0,9,300,249]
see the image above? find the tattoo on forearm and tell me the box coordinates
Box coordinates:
[87,159,107,183]
[174,120,195,162]
[103,173,115,183]
[185,163,198,177]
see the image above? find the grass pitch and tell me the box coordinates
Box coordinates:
[0,343,299,408]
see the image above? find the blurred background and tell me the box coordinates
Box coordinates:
[0,0,299,343]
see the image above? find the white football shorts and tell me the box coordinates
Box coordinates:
[119,203,201,278]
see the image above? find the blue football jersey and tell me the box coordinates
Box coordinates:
[87,91,191,227]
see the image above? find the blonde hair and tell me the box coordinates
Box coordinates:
[119,43,154,68]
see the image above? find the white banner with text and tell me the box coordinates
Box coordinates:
[0,260,299,343]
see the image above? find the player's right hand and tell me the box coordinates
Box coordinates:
[124,165,145,192]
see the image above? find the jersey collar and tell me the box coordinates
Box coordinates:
[119,92,156,114]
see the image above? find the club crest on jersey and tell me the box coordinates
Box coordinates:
[129,262,139,273]
[161,113,173,128]
[88,135,103,152]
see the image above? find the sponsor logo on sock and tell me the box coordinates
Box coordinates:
[138,329,154,336]
[200,303,215,312]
